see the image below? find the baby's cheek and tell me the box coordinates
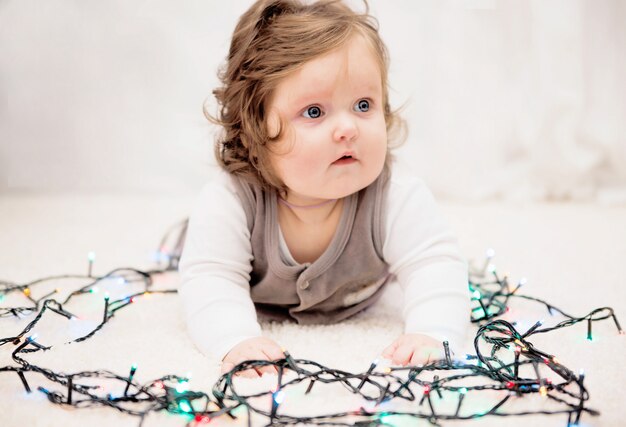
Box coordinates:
[365,140,388,176]
[363,123,387,154]
[280,155,320,191]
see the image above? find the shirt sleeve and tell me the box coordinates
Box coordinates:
[382,168,470,355]
[178,170,262,362]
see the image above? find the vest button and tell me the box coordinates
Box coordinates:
[300,280,310,290]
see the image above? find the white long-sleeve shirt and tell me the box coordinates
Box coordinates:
[178,163,469,362]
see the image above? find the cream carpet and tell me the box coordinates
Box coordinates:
[1,193,624,427]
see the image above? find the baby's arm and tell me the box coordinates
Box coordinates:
[382,169,470,364]
[178,170,281,373]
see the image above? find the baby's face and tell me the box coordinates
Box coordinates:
[267,34,387,203]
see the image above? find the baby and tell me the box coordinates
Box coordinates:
[179,0,469,377]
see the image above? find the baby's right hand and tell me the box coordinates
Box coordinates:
[221,337,285,378]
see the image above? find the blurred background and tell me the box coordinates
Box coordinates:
[1,0,625,203]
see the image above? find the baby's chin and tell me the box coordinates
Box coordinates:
[286,185,360,201]
[285,165,385,200]
[316,178,378,200]
[325,186,367,200]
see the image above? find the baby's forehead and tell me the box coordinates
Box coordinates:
[272,37,383,104]
[283,79,380,105]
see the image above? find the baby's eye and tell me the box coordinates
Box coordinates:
[302,105,323,119]
[354,99,370,112]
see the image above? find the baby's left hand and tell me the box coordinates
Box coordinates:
[381,333,445,366]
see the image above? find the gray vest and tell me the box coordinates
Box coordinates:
[233,168,391,324]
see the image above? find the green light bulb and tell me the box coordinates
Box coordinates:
[178,399,192,413]
[176,381,189,394]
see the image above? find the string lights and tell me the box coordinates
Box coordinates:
[0,227,622,426]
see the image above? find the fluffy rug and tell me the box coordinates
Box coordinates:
[1,193,624,427]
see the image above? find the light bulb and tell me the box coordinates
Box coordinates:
[273,390,285,404]
[176,381,189,394]
[178,399,192,413]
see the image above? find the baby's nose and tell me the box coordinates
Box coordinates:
[333,114,358,142]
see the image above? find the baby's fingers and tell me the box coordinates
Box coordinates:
[221,361,259,378]
[381,341,399,359]
[410,346,443,366]
[262,344,286,362]
[221,361,234,374]
[409,350,431,367]
[390,344,414,366]
[251,351,277,376]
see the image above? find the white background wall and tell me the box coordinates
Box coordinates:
[1,0,625,202]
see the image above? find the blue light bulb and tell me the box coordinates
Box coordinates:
[273,390,285,404]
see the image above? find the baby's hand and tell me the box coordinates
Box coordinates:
[381,333,445,366]
[221,337,285,378]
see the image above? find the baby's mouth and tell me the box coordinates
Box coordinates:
[332,155,357,165]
